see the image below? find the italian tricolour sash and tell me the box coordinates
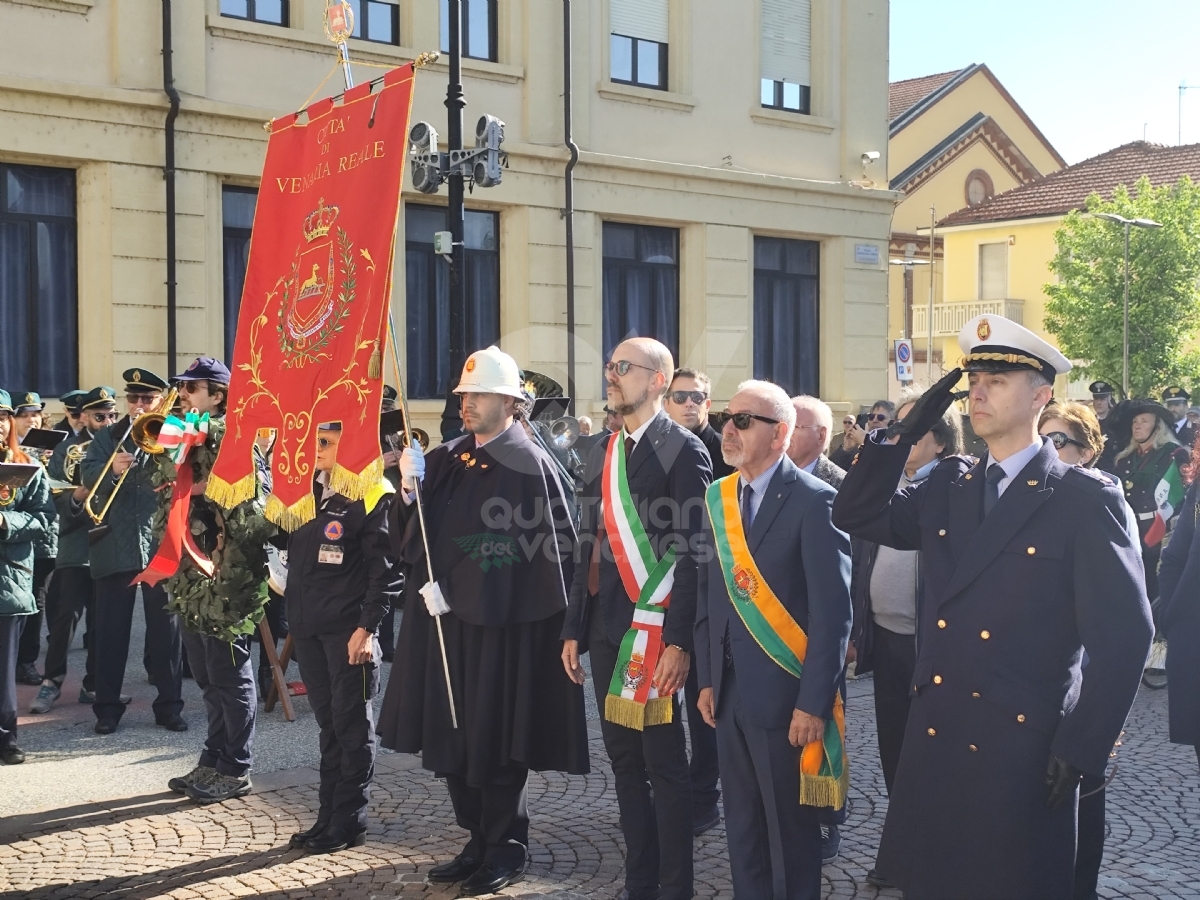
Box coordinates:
[603,432,677,730]
[706,474,849,809]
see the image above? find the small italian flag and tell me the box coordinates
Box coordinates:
[1145,461,1185,547]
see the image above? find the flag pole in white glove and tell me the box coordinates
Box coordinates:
[420,581,451,617]
[399,444,426,491]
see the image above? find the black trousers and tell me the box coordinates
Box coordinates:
[181,630,257,777]
[589,612,693,900]
[294,630,380,829]
[445,765,529,869]
[0,615,22,747]
[716,666,821,900]
[16,557,54,667]
[92,575,183,723]
[684,651,721,817]
[1073,775,1106,900]
[43,566,95,690]
[872,622,916,795]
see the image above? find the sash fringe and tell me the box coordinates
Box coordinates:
[264,492,317,532]
[205,471,257,510]
[605,695,674,731]
[799,763,850,810]
[330,457,385,502]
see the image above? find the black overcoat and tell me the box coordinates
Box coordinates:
[832,436,1153,900]
[1160,480,1200,745]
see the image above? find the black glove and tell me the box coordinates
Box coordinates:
[885,368,964,446]
[1045,755,1082,809]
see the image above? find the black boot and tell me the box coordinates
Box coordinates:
[289,818,331,850]
[303,823,366,854]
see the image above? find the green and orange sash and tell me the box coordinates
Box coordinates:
[603,431,676,730]
[706,474,849,809]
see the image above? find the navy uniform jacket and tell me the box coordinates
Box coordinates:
[561,410,712,654]
[695,456,852,727]
[832,436,1152,900]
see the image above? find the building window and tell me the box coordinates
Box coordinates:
[406,205,500,400]
[760,0,811,114]
[222,187,258,365]
[0,164,77,398]
[965,169,994,207]
[219,0,289,26]
[978,242,1008,300]
[610,0,668,90]
[753,237,818,396]
[349,0,399,45]
[440,0,497,62]
[602,223,679,374]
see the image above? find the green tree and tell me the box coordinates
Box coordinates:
[1044,175,1200,399]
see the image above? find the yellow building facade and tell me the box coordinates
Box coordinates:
[0,0,897,435]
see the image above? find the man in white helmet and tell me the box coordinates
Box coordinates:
[378,345,589,897]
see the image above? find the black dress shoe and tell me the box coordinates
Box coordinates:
[427,853,482,884]
[94,718,118,735]
[866,868,895,888]
[0,745,26,765]
[156,714,189,732]
[303,824,366,853]
[692,805,721,836]
[459,861,526,897]
[289,819,331,850]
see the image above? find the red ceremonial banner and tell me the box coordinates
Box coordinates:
[207,64,415,530]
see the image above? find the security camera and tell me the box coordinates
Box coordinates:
[862,151,881,165]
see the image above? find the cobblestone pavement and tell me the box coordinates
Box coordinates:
[1,649,1198,898]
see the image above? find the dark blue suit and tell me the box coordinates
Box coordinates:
[695,456,852,900]
[832,436,1153,900]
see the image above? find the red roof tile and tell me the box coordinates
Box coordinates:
[939,141,1200,227]
[889,69,965,122]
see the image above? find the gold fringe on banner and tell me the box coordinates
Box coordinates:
[368,339,382,380]
[265,492,317,532]
[205,471,258,510]
[799,764,850,811]
[330,456,385,502]
[604,695,674,731]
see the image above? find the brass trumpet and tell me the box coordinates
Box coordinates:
[84,388,177,526]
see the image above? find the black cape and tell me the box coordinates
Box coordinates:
[377,421,590,783]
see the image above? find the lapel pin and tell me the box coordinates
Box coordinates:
[1026,480,1038,486]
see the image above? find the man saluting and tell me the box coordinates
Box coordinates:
[378,346,588,898]
[832,315,1153,900]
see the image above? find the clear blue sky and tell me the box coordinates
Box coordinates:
[890,0,1200,164]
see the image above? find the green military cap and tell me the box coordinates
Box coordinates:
[13,392,44,414]
[122,368,169,393]
[81,386,118,411]
[59,390,87,413]
[0,389,11,413]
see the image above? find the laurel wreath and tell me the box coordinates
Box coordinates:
[150,419,277,642]
[275,226,356,368]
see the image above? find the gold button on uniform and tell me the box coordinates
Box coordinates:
[1017,714,1026,723]
[969,744,978,752]
[980,630,991,640]
[927,728,937,736]
[938,619,947,629]
[1026,547,1036,556]
[933,675,943,685]
[965,474,973,480]
[938,529,947,536]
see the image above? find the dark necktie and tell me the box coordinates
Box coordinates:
[741,483,755,530]
[625,436,634,459]
[983,465,1006,516]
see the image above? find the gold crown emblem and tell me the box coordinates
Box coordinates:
[977,318,991,341]
[304,198,340,242]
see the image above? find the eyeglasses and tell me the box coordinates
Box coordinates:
[668,390,708,405]
[0,411,10,421]
[605,360,657,377]
[717,410,780,431]
[178,381,208,395]
[126,394,158,405]
[867,413,891,422]
[89,411,119,422]
[317,436,340,449]
[1044,431,1087,451]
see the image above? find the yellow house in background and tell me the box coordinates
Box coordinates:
[937,141,1200,398]
[886,64,1064,395]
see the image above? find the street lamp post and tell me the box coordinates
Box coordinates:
[1096,213,1163,398]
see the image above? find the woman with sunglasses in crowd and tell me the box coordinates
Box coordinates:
[1037,401,1138,900]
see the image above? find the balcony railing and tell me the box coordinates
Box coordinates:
[911,299,1024,339]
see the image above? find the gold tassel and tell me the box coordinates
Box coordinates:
[798,762,850,810]
[205,471,258,510]
[330,456,385,502]
[368,339,382,380]
[604,695,675,731]
[265,493,317,532]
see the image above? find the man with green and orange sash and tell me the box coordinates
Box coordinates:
[695,379,852,900]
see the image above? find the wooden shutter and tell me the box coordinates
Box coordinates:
[761,0,811,85]
[979,243,1008,300]
[611,0,668,43]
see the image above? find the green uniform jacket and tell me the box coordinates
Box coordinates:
[48,430,93,569]
[0,464,56,615]
[28,449,58,560]
[81,419,160,580]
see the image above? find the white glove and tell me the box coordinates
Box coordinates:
[420,580,451,617]
[399,445,426,491]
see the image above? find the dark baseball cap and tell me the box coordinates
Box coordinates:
[174,356,231,386]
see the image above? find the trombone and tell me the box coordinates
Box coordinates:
[84,388,177,526]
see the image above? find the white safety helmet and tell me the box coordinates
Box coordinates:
[453,345,525,398]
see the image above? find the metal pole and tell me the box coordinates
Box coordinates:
[440,0,468,440]
[162,0,179,377]
[1123,222,1130,398]
[563,0,578,410]
[927,206,935,384]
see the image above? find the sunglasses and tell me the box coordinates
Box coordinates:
[669,390,708,405]
[317,436,340,449]
[89,411,119,422]
[1044,431,1087,451]
[717,410,781,431]
[178,381,209,395]
[605,360,656,377]
[126,394,158,405]
[868,413,891,422]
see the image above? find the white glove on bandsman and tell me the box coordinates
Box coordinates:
[420,580,451,617]
[399,445,426,491]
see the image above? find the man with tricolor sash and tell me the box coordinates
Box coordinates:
[694,380,852,900]
[562,337,712,900]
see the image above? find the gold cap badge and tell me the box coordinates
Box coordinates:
[132,371,141,383]
[977,318,991,341]
[465,357,477,373]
